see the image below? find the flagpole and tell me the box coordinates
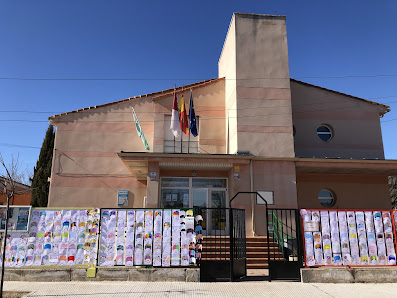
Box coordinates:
[180,86,183,154]
[174,85,176,154]
[188,88,191,154]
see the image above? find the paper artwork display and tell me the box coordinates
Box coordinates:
[302,209,397,267]
[144,210,153,265]
[125,210,135,266]
[116,210,126,265]
[153,210,162,267]
[134,210,144,265]
[0,208,98,268]
[97,208,195,268]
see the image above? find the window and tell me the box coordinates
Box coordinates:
[192,178,226,188]
[318,189,335,207]
[160,177,227,208]
[317,125,333,142]
[164,115,199,153]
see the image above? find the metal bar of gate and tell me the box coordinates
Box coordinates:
[229,208,233,280]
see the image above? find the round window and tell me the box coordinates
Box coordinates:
[317,125,333,142]
[318,189,335,207]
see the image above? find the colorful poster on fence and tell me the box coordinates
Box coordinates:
[301,209,397,267]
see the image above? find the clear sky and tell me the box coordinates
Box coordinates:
[1,0,396,181]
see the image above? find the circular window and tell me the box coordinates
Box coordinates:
[317,125,333,142]
[318,189,335,207]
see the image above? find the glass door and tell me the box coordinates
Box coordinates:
[192,189,209,235]
[209,190,228,235]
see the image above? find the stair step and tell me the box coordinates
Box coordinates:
[201,247,280,252]
[202,252,283,258]
[247,258,284,264]
[247,247,280,252]
[246,237,274,241]
[247,263,269,269]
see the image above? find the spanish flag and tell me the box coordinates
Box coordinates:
[179,90,189,136]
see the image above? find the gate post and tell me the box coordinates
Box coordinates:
[229,208,234,281]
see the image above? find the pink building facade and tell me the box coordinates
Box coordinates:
[48,13,397,236]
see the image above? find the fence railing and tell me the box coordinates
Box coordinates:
[267,208,302,281]
[196,207,246,281]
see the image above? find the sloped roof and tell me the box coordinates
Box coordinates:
[48,76,390,121]
[0,176,31,195]
[49,77,225,121]
[291,79,390,115]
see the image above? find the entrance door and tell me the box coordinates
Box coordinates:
[192,189,208,234]
[209,190,228,235]
[192,188,228,235]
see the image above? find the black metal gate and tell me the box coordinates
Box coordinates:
[198,207,246,282]
[267,208,302,281]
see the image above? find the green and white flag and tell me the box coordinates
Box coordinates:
[132,107,150,151]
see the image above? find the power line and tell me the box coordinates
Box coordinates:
[0,95,396,124]
[0,101,395,124]
[0,143,41,149]
[1,74,397,81]
[0,96,396,115]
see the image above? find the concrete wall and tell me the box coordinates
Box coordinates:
[48,81,226,208]
[296,173,391,209]
[219,13,294,157]
[234,14,294,157]
[228,160,298,236]
[153,80,226,154]
[219,15,237,154]
[48,98,152,208]
[291,80,385,159]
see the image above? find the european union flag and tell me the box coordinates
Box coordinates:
[189,90,198,137]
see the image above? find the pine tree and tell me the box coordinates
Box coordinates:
[390,176,397,209]
[30,124,55,207]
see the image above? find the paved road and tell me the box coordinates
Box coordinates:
[3,281,397,297]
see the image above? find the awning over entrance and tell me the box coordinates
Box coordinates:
[295,158,397,175]
[118,152,250,180]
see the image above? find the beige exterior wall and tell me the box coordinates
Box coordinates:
[219,15,237,154]
[48,97,154,208]
[219,14,294,157]
[48,80,226,208]
[227,160,298,236]
[235,14,294,157]
[46,12,392,239]
[296,173,391,209]
[291,80,385,159]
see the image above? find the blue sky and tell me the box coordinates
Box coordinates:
[0,0,396,180]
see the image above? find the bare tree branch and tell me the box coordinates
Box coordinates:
[0,153,16,203]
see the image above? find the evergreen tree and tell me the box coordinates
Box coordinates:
[30,124,55,207]
[390,176,397,209]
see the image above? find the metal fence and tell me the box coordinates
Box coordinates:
[196,207,246,282]
[267,208,302,281]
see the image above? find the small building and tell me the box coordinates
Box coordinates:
[0,176,32,206]
[47,13,397,237]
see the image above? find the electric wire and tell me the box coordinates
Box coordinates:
[1,74,397,81]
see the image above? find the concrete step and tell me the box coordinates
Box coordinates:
[247,257,284,264]
[201,252,283,259]
[246,237,274,242]
[247,246,280,252]
[247,263,269,269]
